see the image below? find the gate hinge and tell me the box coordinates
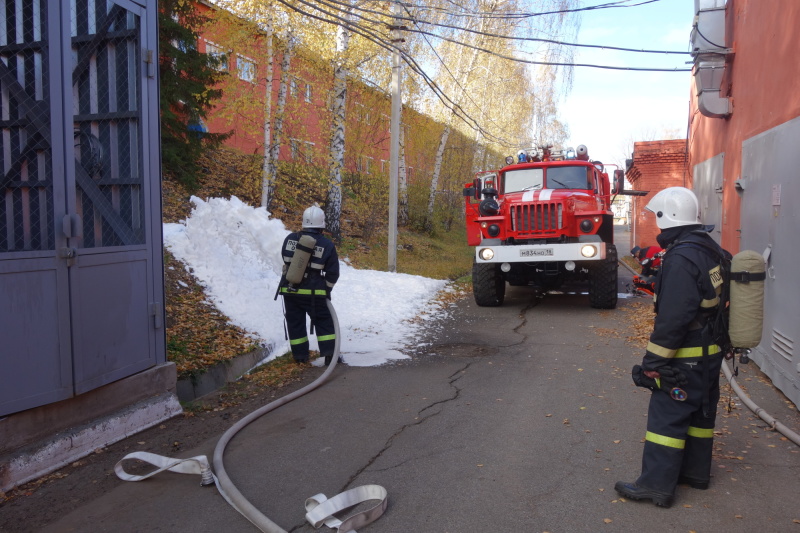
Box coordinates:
[144,49,156,79]
[150,302,163,329]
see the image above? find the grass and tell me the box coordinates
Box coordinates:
[339,223,475,281]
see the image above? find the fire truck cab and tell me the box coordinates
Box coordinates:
[463,145,620,308]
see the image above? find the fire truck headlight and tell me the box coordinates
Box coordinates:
[580,245,597,258]
[565,261,576,271]
[579,219,593,232]
[487,224,500,237]
[501,262,511,272]
[479,248,495,261]
[505,156,514,165]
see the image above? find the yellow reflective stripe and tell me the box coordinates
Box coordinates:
[290,336,308,345]
[646,431,685,449]
[317,334,336,341]
[674,345,721,358]
[700,297,720,308]
[687,426,714,439]
[646,341,676,358]
[280,288,328,295]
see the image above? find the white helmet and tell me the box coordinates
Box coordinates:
[645,187,700,229]
[302,204,325,229]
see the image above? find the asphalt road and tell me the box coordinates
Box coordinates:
[36,232,800,533]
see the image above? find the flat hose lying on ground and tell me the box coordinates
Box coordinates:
[116,299,388,532]
[722,359,800,447]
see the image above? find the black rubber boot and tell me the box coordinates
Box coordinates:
[614,481,674,508]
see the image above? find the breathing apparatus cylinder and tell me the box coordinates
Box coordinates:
[729,250,766,349]
[285,234,317,287]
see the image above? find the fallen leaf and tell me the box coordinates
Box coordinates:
[613,440,621,444]
[603,518,612,524]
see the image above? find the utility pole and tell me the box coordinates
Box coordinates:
[388,0,404,272]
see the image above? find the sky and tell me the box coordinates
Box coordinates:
[560,0,695,166]
[164,197,452,368]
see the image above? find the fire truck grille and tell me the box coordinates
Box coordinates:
[510,203,563,233]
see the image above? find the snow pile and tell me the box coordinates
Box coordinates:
[163,196,448,366]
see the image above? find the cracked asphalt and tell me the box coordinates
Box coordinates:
[36,234,800,532]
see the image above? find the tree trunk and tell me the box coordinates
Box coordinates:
[326,23,350,242]
[260,23,275,209]
[398,126,408,226]
[426,125,450,231]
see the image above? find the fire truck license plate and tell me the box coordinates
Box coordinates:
[520,248,553,257]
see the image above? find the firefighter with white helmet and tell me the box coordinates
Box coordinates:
[279,204,340,365]
[615,186,729,507]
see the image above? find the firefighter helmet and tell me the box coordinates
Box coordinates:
[302,204,326,229]
[645,187,700,229]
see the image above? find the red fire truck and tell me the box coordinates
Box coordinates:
[463,145,627,308]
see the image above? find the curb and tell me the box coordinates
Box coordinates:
[176,346,276,403]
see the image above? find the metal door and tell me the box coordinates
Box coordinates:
[0,0,163,415]
[741,117,800,408]
[693,152,724,243]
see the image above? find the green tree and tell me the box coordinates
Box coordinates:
[159,0,230,190]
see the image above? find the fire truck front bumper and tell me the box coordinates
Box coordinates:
[475,241,607,263]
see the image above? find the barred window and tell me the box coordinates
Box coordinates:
[205,41,228,71]
[237,55,255,83]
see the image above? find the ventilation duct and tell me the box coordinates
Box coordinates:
[691,0,731,118]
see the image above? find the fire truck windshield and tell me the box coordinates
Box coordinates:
[546,166,592,190]
[504,168,544,193]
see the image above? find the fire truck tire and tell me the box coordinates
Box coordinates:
[588,244,618,309]
[472,262,505,307]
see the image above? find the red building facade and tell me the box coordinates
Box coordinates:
[687,0,800,406]
[625,139,689,252]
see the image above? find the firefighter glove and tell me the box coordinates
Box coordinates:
[632,364,657,390]
[656,366,688,389]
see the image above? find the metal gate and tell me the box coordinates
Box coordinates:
[0,0,164,416]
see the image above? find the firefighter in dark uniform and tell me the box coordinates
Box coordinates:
[615,187,727,508]
[279,205,340,365]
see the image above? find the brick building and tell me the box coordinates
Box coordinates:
[624,139,689,251]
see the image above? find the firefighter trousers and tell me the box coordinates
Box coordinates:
[636,354,724,494]
[283,294,336,363]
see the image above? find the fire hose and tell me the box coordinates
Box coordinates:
[722,359,800,447]
[114,299,388,532]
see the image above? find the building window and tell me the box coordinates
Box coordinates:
[290,139,299,160]
[304,83,312,103]
[237,55,255,83]
[290,78,298,98]
[303,141,315,163]
[205,41,228,71]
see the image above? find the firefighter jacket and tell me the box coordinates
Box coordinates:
[642,225,725,371]
[280,229,340,295]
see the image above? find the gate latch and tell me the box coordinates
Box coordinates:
[58,247,77,266]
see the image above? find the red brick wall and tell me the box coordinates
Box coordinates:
[626,139,689,251]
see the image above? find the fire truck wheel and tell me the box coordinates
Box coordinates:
[588,244,618,309]
[472,262,506,307]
